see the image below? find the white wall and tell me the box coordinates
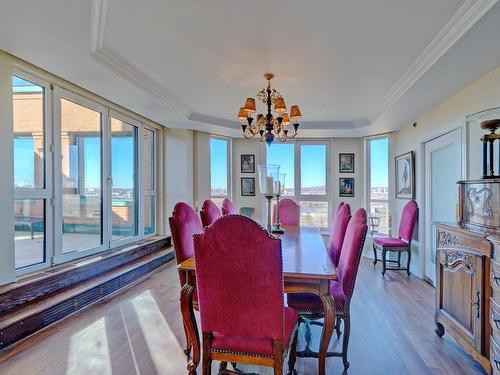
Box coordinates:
[232,138,264,222]
[393,64,500,278]
[0,52,15,284]
[164,129,195,235]
[193,131,211,210]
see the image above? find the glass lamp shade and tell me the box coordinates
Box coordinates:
[257,164,280,195]
[244,98,256,113]
[274,173,286,195]
[290,105,301,120]
[274,97,286,113]
[238,107,248,120]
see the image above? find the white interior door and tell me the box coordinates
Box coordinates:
[424,128,463,285]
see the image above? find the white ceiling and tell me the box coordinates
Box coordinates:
[0,0,499,137]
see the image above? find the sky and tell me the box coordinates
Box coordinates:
[210,138,228,190]
[370,138,389,187]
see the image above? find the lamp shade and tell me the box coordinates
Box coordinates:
[244,98,256,113]
[238,107,248,120]
[290,105,301,120]
[274,97,286,113]
[281,113,291,126]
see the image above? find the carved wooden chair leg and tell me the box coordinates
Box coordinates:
[218,362,228,375]
[382,249,387,276]
[287,327,299,375]
[397,251,401,267]
[341,316,351,369]
[183,321,192,356]
[406,248,411,276]
[273,340,283,375]
[335,316,342,338]
[372,243,378,265]
[202,332,212,375]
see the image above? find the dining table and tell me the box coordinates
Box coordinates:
[177,225,337,375]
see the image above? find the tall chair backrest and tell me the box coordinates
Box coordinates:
[398,200,419,243]
[337,208,368,302]
[273,198,300,226]
[221,198,237,215]
[168,202,203,286]
[333,202,344,218]
[200,199,222,227]
[329,203,351,267]
[194,215,286,340]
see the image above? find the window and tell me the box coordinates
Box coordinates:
[13,74,51,270]
[59,97,104,254]
[367,137,389,234]
[111,116,138,242]
[267,141,330,229]
[12,71,159,272]
[210,137,230,207]
[143,127,156,236]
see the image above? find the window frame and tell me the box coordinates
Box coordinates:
[142,124,157,238]
[53,87,109,264]
[209,135,232,202]
[365,135,390,236]
[109,109,141,248]
[265,140,331,230]
[13,68,53,275]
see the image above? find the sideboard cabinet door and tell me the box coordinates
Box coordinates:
[436,248,484,352]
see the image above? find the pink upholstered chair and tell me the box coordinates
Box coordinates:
[329,203,352,267]
[287,208,368,370]
[193,214,298,375]
[373,199,418,276]
[168,201,203,356]
[200,199,222,227]
[221,198,237,215]
[272,198,300,226]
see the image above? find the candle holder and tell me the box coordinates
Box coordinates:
[272,173,286,234]
[480,119,500,179]
[257,164,280,232]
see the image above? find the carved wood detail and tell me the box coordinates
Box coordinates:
[438,230,460,247]
[443,250,474,274]
[466,186,494,220]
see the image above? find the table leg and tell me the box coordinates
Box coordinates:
[318,293,335,375]
[180,283,200,375]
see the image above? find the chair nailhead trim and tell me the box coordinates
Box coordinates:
[212,348,273,358]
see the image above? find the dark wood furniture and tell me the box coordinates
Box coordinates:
[435,178,500,374]
[177,225,337,375]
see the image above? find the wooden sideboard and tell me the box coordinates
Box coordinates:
[435,222,492,373]
[488,235,500,374]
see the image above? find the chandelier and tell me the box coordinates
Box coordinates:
[237,73,301,146]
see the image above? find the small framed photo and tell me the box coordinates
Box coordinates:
[339,153,355,173]
[240,154,255,173]
[241,177,255,196]
[339,178,355,197]
[395,151,415,199]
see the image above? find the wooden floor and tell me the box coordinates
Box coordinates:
[0,257,486,375]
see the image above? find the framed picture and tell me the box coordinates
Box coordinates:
[339,153,355,173]
[241,177,255,196]
[339,178,354,197]
[395,151,415,199]
[240,154,255,173]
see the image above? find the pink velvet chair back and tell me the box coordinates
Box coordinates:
[221,198,237,215]
[168,202,203,286]
[200,199,222,227]
[337,208,368,302]
[329,203,351,267]
[194,215,286,340]
[273,198,300,226]
[333,202,344,218]
[398,200,418,243]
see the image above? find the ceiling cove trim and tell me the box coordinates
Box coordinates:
[90,0,192,117]
[368,0,498,123]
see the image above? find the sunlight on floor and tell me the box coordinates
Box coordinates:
[131,289,182,374]
[66,317,112,375]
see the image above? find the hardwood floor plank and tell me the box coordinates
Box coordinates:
[0,257,487,374]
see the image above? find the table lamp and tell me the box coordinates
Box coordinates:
[272,173,286,234]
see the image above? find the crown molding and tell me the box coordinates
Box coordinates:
[368,0,497,123]
[90,0,192,117]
